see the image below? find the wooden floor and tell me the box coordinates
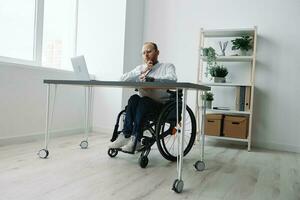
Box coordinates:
[0,133,299,200]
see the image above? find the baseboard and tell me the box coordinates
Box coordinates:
[252,140,300,153]
[0,128,84,147]
[4,128,298,153]
[93,128,300,153]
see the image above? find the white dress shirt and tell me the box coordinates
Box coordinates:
[120,62,177,103]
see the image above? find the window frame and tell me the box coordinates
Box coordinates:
[0,0,79,71]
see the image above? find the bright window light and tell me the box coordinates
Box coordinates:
[0,1,35,60]
[42,0,77,70]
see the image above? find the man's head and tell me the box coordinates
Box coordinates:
[142,42,159,65]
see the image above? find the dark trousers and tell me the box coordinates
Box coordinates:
[123,94,163,141]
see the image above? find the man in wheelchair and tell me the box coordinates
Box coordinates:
[108,42,177,153]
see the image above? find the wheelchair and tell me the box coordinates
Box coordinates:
[107,90,196,168]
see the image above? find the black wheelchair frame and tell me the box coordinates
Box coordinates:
[107,90,196,168]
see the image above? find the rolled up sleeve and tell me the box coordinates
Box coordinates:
[120,66,142,82]
[155,63,177,83]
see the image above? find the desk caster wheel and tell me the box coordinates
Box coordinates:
[194,160,205,171]
[108,148,118,157]
[172,179,184,193]
[80,140,88,149]
[139,156,148,168]
[38,149,49,159]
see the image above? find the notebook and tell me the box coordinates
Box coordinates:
[71,55,91,81]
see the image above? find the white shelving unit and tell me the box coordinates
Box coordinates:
[203,83,252,87]
[195,27,257,151]
[206,109,251,115]
[201,55,253,62]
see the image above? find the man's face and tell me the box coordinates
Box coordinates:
[142,43,159,64]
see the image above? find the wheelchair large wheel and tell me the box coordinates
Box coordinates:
[155,103,196,161]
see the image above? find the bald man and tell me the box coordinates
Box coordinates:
[109,42,177,152]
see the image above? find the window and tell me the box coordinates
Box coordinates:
[42,0,77,70]
[0,0,78,70]
[0,1,35,60]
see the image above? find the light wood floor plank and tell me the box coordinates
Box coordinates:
[0,133,299,200]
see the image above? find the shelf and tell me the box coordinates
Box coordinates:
[203,82,252,87]
[197,27,257,151]
[206,109,251,115]
[202,28,255,37]
[200,56,253,62]
[206,135,248,142]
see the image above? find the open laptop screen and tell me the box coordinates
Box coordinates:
[71,55,90,81]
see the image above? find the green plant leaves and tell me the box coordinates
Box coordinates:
[231,35,253,51]
[202,47,228,78]
[203,47,217,67]
[202,92,214,101]
[209,65,228,78]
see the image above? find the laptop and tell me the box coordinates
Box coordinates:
[71,55,91,81]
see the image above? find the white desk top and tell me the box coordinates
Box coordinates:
[43,80,211,91]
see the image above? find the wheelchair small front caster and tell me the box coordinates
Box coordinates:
[79,140,88,149]
[139,156,148,168]
[194,160,205,171]
[108,148,118,157]
[38,149,49,159]
[172,179,184,193]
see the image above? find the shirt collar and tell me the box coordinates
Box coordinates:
[147,61,159,70]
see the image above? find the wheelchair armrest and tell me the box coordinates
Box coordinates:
[145,76,155,82]
[167,89,183,101]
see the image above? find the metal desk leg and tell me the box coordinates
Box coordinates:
[88,86,93,133]
[38,84,51,158]
[172,88,187,193]
[79,86,91,149]
[194,91,206,171]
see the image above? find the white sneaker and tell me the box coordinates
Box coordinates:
[121,136,143,152]
[108,134,130,149]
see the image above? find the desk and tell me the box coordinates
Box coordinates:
[38,80,210,193]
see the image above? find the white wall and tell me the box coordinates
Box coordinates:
[0,1,127,142]
[142,0,300,152]
[122,0,145,108]
[0,63,85,141]
[76,0,127,133]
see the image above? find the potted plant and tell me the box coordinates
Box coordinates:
[202,47,217,77]
[202,47,216,65]
[202,92,214,109]
[209,64,228,83]
[231,35,253,56]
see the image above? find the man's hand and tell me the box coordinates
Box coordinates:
[139,72,148,82]
[139,60,154,82]
[141,60,154,74]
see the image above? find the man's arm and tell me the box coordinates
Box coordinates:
[120,65,142,82]
[150,63,177,83]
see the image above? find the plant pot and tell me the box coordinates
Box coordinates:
[213,77,226,83]
[206,101,212,109]
[240,49,247,56]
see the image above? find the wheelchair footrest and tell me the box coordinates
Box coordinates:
[109,146,149,155]
[141,136,155,147]
[120,149,135,154]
